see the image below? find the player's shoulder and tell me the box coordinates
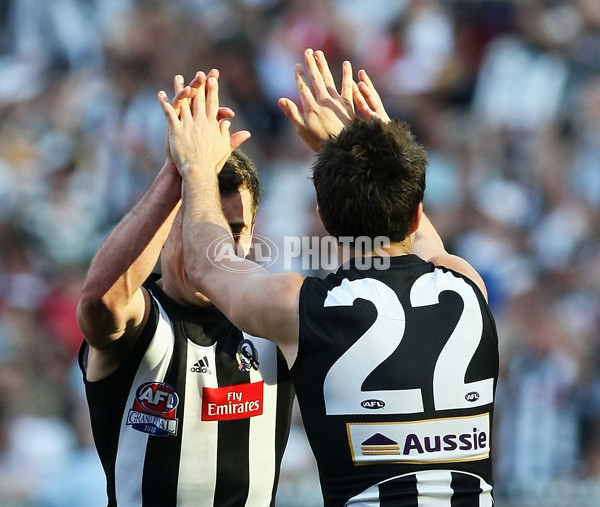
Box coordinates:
[426,253,488,301]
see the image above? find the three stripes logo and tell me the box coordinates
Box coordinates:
[190,356,212,374]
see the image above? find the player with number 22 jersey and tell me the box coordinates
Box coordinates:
[294,255,498,506]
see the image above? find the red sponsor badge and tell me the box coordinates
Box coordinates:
[202,381,264,421]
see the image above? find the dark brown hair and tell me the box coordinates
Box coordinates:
[312,117,427,242]
[219,150,261,222]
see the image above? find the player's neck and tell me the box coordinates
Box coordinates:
[336,236,413,265]
[157,276,214,308]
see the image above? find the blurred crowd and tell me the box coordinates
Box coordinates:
[0,0,599,505]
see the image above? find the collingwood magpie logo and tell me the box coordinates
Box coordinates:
[190,356,212,374]
[237,339,259,372]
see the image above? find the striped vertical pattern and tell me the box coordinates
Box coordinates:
[81,280,293,507]
[177,339,220,504]
[114,301,175,506]
[246,334,280,506]
[142,318,189,505]
[346,470,494,506]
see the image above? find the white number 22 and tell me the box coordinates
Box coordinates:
[322,273,494,415]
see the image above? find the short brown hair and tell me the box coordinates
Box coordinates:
[219,150,261,222]
[312,117,427,242]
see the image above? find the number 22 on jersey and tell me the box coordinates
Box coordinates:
[322,272,495,416]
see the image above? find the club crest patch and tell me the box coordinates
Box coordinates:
[126,381,179,437]
[237,338,260,372]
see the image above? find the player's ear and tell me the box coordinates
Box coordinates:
[409,202,423,235]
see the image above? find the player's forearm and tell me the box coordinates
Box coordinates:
[79,161,181,307]
[180,165,232,293]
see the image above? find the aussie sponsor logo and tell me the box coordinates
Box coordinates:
[202,381,264,421]
[347,413,490,465]
[127,381,179,437]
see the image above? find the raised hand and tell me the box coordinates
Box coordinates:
[353,68,391,123]
[278,48,355,152]
[163,70,238,171]
[158,75,250,177]
[171,69,236,120]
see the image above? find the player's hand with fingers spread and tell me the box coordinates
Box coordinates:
[353,68,391,123]
[278,48,355,152]
[158,75,250,177]
[170,70,236,121]
[163,70,239,174]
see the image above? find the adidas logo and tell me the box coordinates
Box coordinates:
[190,356,212,374]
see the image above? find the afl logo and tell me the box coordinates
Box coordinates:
[135,382,179,415]
[465,392,480,402]
[127,382,179,437]
[361,399,385,409]
[207,234,279,272]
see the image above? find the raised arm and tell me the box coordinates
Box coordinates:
[161,75,303,365]
[413,212,488,300]
[77,71,233,377]
[346,69,487,299]
[76,156,180,361]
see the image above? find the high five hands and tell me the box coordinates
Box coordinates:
[157,48,391,172]
[158,70,251,177]
[278,48,391,152]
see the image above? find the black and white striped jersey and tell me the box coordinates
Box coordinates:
[79,276,293,507]
[346,469,493,506]
[292,255,499,506]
